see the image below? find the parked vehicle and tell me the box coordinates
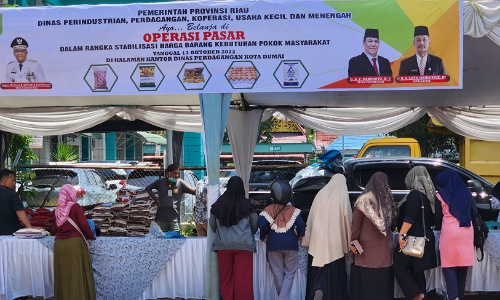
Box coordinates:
[21,168,118,207]
[357,137,422,158]
[248,160,302,191]
[249,157,498,222]
[458,137,500,184]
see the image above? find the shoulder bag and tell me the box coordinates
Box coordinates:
[471,200,489,261]
[401,192,428,258]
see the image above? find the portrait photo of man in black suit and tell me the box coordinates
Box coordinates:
[348,28,393,77]
[398,26,445,76]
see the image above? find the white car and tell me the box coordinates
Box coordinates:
[21,168,117,207]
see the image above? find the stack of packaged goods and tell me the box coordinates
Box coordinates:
[22,208,55,232]
[91,205,113,236]
[91,185,159,237]
[127,200,155,237]
[108,202,130,236]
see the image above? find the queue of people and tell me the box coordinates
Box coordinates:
[0,166,480,300]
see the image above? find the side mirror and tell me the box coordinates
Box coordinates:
[467,179,483,192]
[108,184,117,190]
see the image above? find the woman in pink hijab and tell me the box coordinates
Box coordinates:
[54,184,96,300]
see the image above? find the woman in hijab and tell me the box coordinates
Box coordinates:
[393,166,438,300]
[54,184,96,300]
[301,173,352,300]
[258,180,305,300]
[350,172,397,300]
[434,169,475,300]
[210,176,257,300]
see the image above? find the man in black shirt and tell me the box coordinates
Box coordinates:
[145,164,195,232]
[0,169,32,235]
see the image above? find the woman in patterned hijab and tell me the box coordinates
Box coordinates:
[350,172,397,300]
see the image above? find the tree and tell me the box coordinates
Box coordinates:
[389,114,458,159]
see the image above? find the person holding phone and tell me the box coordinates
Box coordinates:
[145,163,195,232]
[350,172,397,300]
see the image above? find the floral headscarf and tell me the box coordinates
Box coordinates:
[354,172,396,236]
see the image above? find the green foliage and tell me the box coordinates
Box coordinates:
[180,221,197,237]
[8,135,38,165]
[258,118,274,143]
[3,3,19,7]
[148,131,166,138]
[389,114,458,158]
[16,170,38,203]
[52,143,79,161]
[305,127,315,144]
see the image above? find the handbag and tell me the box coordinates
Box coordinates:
[471,200,489,261]
[401,192,428,258]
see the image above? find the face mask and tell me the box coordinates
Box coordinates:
[168,177,177,183]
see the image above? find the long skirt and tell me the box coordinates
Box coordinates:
[54,237,96,300]
[305,255,348,300]
[350,264,394,300]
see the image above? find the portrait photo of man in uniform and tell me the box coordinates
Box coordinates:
[348,28,393,77]
[6,37,46,83]
[398,26,445,76]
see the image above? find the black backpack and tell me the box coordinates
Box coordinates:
[471,201,489,261]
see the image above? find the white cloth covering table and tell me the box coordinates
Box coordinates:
[2,232,500,300]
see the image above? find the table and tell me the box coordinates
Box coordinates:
[1,232,500,300]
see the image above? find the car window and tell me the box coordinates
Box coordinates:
[362,146,411,158]
[32,169,79,187]
[353,168,409,190]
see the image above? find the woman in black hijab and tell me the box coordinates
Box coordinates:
[210,176,258,300]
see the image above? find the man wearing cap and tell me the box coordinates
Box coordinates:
[398,26,445,76]
[6,37,46,83]
[348,28,393,77]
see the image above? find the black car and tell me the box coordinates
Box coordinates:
[248,160,302,191]
[249,157,498,222]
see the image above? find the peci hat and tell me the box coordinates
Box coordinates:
[11,37,28,50]
[364,28,379,39]
[414,26,429,37]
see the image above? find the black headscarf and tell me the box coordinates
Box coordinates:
[210,176,254,227]
[434,169,472,227]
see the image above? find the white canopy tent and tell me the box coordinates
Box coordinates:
[1,1,500,299]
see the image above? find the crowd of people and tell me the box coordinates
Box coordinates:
[0,164,481,299]
[209,167,476,300]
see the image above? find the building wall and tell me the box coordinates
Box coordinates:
[183,132,205,178]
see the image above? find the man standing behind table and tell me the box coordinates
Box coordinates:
[398,26,445,76]
[145,164,195,233]
[0,169,32,235]
[348,28,393,77]
[6,37,46,83]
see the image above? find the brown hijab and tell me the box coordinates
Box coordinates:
[353,172,396,236]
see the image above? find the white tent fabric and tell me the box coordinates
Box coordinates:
[269,107,427,135]
[227,108,264,195]
[0,106,202,135]
[118,106,202,133]
[464,0,500,46]
[0,106,120,135]
[428,106,500,141]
